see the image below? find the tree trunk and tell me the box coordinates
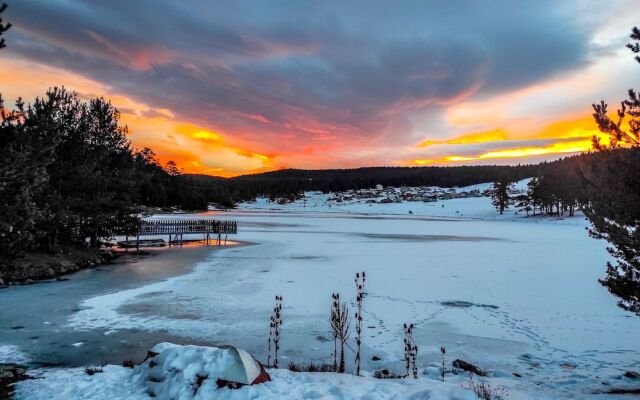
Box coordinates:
[339,344,345,373]
[333,339,337,372]
[91,219,100,248]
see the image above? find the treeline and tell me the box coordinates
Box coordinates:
[161,164,545,206]
[505,153,589,217]
[225,165,540,202]
[0,87,225,261]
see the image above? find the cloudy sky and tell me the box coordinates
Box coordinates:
[1,0,638,176]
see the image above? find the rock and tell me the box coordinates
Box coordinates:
[145,350,160,361]
[452,359,488,376]
[0,363,27,377]
[0,363,28,399]
[624,371,640,379]
[371,355,381,361]
[0,371,13,379]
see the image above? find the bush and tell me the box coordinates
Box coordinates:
[467,374,508,400]
[373,369,403,379]
[287,361,333,373]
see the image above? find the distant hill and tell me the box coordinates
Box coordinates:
[179,152,600,204]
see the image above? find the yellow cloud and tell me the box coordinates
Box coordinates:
[412,138,595,166]
[191,130,222,142]
[417,129,507,148]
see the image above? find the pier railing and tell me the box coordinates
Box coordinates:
[137,219,237,236]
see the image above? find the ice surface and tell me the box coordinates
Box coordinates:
[12,185,640,398]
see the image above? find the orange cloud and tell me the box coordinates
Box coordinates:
[0,58,276,177]
[123,117,275,177]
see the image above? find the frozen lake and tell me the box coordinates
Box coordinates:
[3,196,640,398]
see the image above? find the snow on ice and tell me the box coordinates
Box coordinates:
[10,181,640,399]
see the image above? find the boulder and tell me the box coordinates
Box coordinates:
[452,359,488,376]
[0,371,13,379]
[0,363,28,399]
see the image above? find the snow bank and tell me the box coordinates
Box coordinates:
[234,178,567,222]
[133,343,263,399]
[16,343,483,400]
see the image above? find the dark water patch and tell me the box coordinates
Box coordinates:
[355,233,508,242]
[441,300,499,309]
[239,221,311,228]
[136,290,171,299]
[285,255,329,261]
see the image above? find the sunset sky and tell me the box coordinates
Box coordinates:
[1,0,638,176]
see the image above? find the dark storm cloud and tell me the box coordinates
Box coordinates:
[3,0,592,144]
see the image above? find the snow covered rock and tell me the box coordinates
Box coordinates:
[133,343,270,399]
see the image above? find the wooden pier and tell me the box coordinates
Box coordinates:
[126,219,237,249]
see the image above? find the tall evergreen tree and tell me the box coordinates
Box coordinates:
[591,27,640,150]
[0,3,11,50]
[584,27,640,315]
[0,98,59,260]
[488,178,514,215]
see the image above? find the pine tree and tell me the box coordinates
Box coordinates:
[488,178,514,214]
[585,27,640,315]
[0,3,11,50]
[591,27,640,150]
[0,94,61,260]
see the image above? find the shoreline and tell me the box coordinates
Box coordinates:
[0,246,118,286]
[0,240,253,368]
[0,239,251,287]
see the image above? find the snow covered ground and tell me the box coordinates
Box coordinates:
[234,180,532,221]
[0,344,30,364]
[17,361,481,400]
[18,342,484,400]
[8,181,640,399]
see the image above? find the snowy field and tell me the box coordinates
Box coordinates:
[8,182,640,399]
